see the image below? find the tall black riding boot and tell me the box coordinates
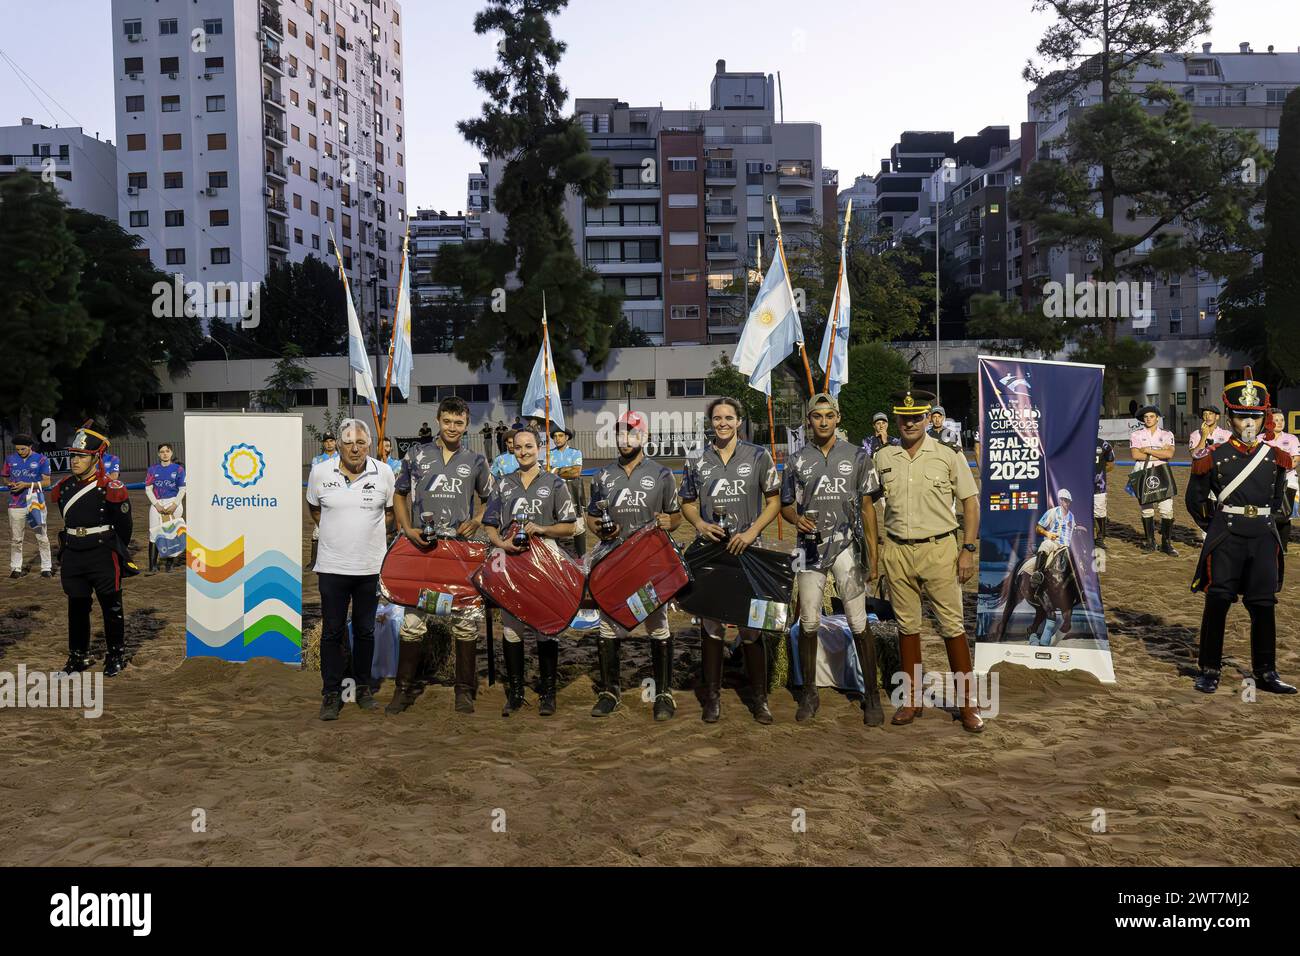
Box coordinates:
[700,635,723,723]
[537,639,559,716]
[1160,518,1179,556]
[386,640,423,714]
[1140,516,1156,552]
[591,637,622,717]
[1095,517,1107,549]
[742,640,773,724]
[64,596,93,673]
[853,630,885,726]
[99,590,128,677]
[454,639,478,713]
[501,640,526,716]
[1248,603,1297,694]
[1194,596,1230,693]
[795,629,819,721]
[650,637,675,721]
[147,542,158,573]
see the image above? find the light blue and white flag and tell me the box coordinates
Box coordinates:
[330,228,379,408]
[733,248,802,396]
[818,243,851,397]
[521,299,565,431]
[389,233,414,397]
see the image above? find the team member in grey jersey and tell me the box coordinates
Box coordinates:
[781,393,884,726]
[586,410,682,720]
[483,428,578,718]
[389,396,493,715]
[680,396,782,724]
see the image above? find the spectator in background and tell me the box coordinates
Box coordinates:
[494,421,508,455]
[381,437,402,478]
[927,407,962,453]
[1189,406,1231,459]
[417,421,434,442]
[1266,407,1299,552]
[101,447,121,481]
[4,433,52,578]
[145,442,185,573]
[864,412,900,456]
[491,430,521,479]
[480,423,494,457]
[312,434,338,467]
[306,418,395,721]
[549,426,586,556]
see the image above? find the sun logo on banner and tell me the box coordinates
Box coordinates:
[759,309,775,326]
[222,443,267,488]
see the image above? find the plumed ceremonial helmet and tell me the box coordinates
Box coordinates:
[67,421,110,456]
[1223,367,1269,417]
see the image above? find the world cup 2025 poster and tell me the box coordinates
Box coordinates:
[974,357,1116,684]
[184,413,304,664]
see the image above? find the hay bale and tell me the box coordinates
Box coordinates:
[301,623,323,672]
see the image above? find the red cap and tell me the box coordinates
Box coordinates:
[618,410,649,433]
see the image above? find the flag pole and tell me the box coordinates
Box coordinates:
[767,392,782,540]
[542,292,552,473]
[823,198,852,393]
[379,231,407,450]
[770,195,817,398]
[329,226,380,439]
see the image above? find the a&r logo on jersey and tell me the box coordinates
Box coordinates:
[222,443,266,488]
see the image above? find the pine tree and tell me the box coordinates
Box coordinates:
[434,0,624,382]
[255,344,314,412]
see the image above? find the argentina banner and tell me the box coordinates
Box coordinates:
[975,356,1116,684]
[184,413,304,664]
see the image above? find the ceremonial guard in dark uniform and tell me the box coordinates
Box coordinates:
[1186,371,1297,695]
[49,424,137,676]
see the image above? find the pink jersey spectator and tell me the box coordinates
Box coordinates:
[1130,425,1175,455]
[1267,430,1300,478]
[1188,426,1232,458]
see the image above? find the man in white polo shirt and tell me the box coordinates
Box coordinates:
[306,418,395,721]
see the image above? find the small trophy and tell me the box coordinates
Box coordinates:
[714,505,736,538]
[512,512,530,549]
[800,508,821,565]
[419,511,437,545]
[596,500,616,537]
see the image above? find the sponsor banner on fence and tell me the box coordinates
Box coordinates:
[975,357,1116,684]
[185,413,303,664]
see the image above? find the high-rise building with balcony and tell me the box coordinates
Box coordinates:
[110,0,406,325]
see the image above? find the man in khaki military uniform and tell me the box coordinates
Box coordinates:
[873,389,983,733]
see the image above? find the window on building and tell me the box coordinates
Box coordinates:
[207,133,226,150]
[159,18,178,35]
[667,378,706,397]
[159,56,180,74]
[206,95,225,112]
[294,228,304,245]
[667,194,698,207]
[187,391,251,410]
[164,210,184,227]
[287,19,298,37]
[211,248,231,265]
[123,19,142,37]
[418,384,490,404]
[208,171,228,188]
[128,172,147,189]
[670,268,700,283]
[582,380,655,401]
[291,124,300,141]
[203,18,223,35]
[669,157,696,172]
[125,95,145,112]
[1169,308,1182,335]
[669,231,699,246]
[204,56,224,74]
[164,171,183,188]
[126,134,146,151]
[124,57,144,75]
[166,248,186,265]
[129,211,148,227]
[160,95,180,112]
[669,306,701,321]
[136,392,174,411]
[292,388,328,407]
[161,133,182,151]
[209,209,229,226]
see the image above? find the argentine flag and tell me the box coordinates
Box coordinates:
[389,235,414,397]
[734,248,802,396]
[817,245,851,397]
[521,303,565,430]
[346,282,379,408]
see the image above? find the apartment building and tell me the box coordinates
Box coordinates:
[0,119,120,218]
[110,0,406,324]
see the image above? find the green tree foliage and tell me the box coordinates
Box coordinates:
[703,355,795,443]
[966,292,1069,356]
[55,209,202,434]
[435,0,624,382]
[254,344,315,412]
[0,172,94,433]
[225,255,349,358]
[836,343,913,444]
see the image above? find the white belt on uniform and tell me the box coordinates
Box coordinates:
[67,525,112,537]
[1219,505,1268,517]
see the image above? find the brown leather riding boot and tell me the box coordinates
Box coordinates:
[385,640,424,715]
[700,636,723,723]
[891,633,924,725]
[943,633,984,734]
[454,640,478,714]
[853,631,885,727]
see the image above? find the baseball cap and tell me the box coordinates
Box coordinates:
[871,412,888,424]
[932,405,946,417]
[618,410,649,433]
[806,391,839,416]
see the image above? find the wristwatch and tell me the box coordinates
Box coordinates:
[961,543,977,553]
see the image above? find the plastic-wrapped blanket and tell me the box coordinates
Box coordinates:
[472,539,586,636]
[676,538,795,629]
[586,523,690,631]
[379,536,487,610]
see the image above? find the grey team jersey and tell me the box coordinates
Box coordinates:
[680,440,780,532]
[483,468,576,529]
[781,438,880,571]
[587,457,680,542]
[394,438,492,529]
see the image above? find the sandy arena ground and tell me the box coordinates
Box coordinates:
[1,466,1298,867]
